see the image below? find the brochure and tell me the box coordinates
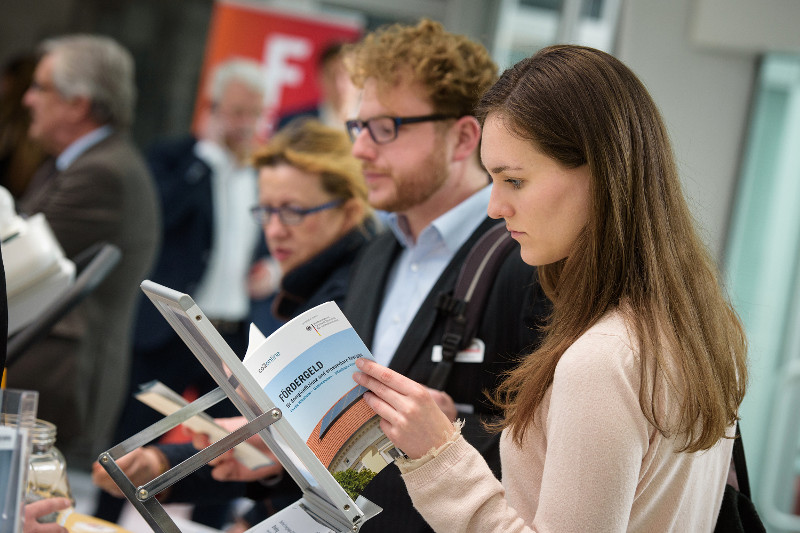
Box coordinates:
[134,380,274,470]
[131,281,385,531]
[242,301,402,487]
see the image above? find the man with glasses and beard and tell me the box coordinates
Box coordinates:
[340,19,549,533]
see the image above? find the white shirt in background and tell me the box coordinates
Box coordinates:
[191,139,260,321]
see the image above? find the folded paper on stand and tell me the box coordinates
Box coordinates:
[246,501,335,533]
[135,381,274,470]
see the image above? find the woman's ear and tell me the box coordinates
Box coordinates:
[450,116,481,163]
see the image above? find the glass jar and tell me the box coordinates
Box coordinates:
[25,419,74,505]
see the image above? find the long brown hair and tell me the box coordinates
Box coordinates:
[478,45,747,452]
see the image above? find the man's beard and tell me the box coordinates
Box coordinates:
[371,140,449,213]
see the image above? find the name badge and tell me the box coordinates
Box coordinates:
[431,338,485,363]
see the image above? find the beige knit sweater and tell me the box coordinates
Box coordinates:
[401,311,734,532]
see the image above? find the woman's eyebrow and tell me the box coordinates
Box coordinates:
[488,164,523,174]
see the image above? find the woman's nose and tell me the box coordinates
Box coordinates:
[487,187,511,220]
[264,212,289,238]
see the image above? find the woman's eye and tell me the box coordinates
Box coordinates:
[505,178,523,189]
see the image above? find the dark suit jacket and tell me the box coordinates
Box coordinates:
[10,131,160,466]
[344,216,549,533]
[133,135,214,353]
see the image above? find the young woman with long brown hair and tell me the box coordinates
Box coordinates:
[353,44,747,532]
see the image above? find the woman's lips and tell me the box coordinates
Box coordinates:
[271,248,291,262]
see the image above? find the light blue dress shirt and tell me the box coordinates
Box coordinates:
[56,125,113,171]
[371,185,492,367]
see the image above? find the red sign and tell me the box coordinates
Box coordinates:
[194,0,362,139]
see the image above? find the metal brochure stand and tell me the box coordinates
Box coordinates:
[98,280,381,533]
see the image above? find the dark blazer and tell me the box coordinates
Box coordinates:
[272,227,371,321]
[10,131,160,466]
[109,135,240,452]
[132,135,214,352]
[344,216,549,533]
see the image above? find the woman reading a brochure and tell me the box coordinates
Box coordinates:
[352,45,748,532]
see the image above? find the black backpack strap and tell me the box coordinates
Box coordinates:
[427,222,516,390]
[732,422,751,499]
[713,422,766,533]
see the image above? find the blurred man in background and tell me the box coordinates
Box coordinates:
[275,41,359,131]
[9,34,159,470]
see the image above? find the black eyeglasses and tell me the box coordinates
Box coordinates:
[250,199,344,226]
[346,114,458,144]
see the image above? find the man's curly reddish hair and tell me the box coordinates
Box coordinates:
[345,18,498,117]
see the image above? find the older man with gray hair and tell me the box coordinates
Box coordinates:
[10,34,159,469]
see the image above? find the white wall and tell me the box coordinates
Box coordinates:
[692,0,800,54]
[615,0,758,260]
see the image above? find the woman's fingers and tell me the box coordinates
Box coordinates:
[353,362,424,428]
[360,390,400,426]
[354,358,457,459]
[354,358,437,417]
[355,358,417,394]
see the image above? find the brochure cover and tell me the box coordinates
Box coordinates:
[242,301,402,486]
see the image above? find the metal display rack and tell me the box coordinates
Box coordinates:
[98,280,381,533]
